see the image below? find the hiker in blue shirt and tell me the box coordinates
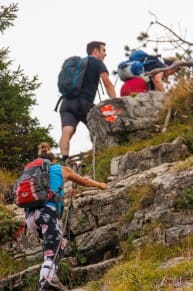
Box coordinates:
[25,142,107,290]
[58,41,117,164]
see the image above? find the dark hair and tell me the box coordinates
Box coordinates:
[39,151,56,162]
[86,41,106,55]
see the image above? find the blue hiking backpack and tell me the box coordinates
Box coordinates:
[55,56,88,111]
[58,56,88,97]
[117,50,161,82]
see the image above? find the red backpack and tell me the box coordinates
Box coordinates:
[14,158,54,209]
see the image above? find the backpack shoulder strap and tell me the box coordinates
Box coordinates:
[54,95,64,112]
[41,158,51,171]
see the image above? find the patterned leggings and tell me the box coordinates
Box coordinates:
[25,205,67,281]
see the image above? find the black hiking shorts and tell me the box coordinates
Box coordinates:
[59,97,93,130]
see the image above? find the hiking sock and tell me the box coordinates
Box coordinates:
[47,275,67,290]
[62,155,68,161]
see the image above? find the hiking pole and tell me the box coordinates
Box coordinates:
[97,88,102,102]
[114,74,119,88]
[92,135,96,180]
[162,107,172,133]
[97,79,105,103]
[71,162,78,190]
[65,163,77,241]
[66,191,74,241]
[99,78,105,95]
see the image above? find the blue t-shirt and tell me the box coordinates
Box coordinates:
[45,164,64,217]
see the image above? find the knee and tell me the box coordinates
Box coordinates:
[62,126,75,139]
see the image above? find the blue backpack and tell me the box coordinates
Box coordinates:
[117,50,160,82]
[58,56,88,97]
[55,56,88,111]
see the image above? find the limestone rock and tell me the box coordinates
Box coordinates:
[110,137,189,177]
[87,91,165,148]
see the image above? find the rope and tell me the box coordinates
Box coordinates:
[39,192,74,291]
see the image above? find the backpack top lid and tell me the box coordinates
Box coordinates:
[129,50,166,73]
[24,157,50,170]
[129,50,149,62]
[13,157,52,210]
[129,49,161,64]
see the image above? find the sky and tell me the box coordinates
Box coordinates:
[1,0,193,156]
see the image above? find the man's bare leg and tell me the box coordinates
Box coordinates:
[59,125,75,162]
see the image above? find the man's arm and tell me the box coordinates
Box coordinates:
[151,72,165,92]
[100,72,117,98]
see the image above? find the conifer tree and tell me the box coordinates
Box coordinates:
[0,4,55,170]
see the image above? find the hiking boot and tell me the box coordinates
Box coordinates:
[48,275,67,290]
[38,276,67,290]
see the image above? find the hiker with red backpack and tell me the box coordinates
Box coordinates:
[56,41,117,165]
[117,50,178,96]
[14,142,107,290]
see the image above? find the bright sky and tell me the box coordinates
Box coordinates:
[2,0,193,155]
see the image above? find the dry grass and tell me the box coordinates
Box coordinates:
[0,168,17,202]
